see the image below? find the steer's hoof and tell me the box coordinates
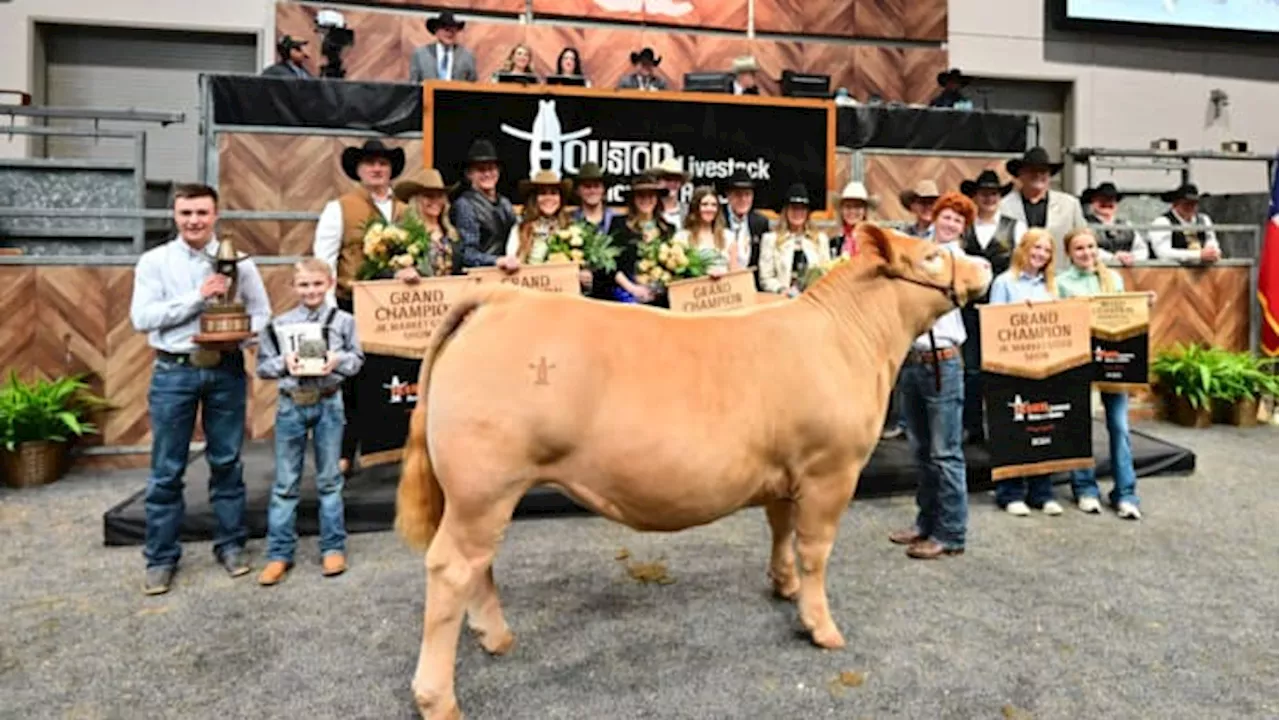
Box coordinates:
[413,687,462,720]
[479,628,516,656]
[772,577,800,601]
[810,624,846,650]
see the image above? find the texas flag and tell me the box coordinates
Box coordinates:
[1261,162,1279,357]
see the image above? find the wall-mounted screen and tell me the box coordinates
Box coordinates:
[1058,0,1278,35]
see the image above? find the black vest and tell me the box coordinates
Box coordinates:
[1162,210,1206,250]
[963,215,1018,279]
[453,188,516,260]
[1085,211,1138,254]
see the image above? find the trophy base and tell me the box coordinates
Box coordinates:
[194,302,253,345]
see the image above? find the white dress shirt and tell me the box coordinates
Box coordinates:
[971,216,1027,251]
[313,191,395,305]
[129,236,271,354]
[725,213,754,269]
[912,241,967,351]
[1148,211,1219,262]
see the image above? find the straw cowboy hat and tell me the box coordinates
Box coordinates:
[626,169,666,195]
[731,55,760,74]
[517,169,572,197]
[393,168,449,203]
[959,169,1013,198]
[898,179,940,208]
[1160,182,1209,203]
[838,181,879,208]
[1006,147,1063,177]
[652,157,689,181]
[1080,181,1125,206]
[341,140,406,182]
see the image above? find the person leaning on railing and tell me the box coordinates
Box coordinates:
[1080,182,1148,266]
[1147,183,1222,264]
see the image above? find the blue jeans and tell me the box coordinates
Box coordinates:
[994,475,1055,508]
[144,354,248,570]
[266,392,347,562]
[1070,392,1138,507]
[900,357,967,549]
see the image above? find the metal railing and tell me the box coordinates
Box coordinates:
[1065,146,1278,192]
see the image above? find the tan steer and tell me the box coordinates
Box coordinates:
[396,223,991,719]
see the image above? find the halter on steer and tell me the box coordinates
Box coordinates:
[892,250,964,392]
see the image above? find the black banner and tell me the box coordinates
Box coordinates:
[354,353,423,462]
[983,364,1095,480]
[427,84,833,211]
[209,75,424,135]
[837,105,1029,152]
[1093,333,1149,387]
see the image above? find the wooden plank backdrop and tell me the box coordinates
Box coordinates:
[272,2,945,99]
[754,0,946,40]
[530,0,748,30]
[862,154,1013,221]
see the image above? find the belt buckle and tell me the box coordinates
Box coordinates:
[190,349,221,368]
[290,387,321,406]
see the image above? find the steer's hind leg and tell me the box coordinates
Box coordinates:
[467,564,515,655]
[764,499,799,600]
[793,466,860,650]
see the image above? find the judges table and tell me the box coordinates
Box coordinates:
[0,255,1256,466]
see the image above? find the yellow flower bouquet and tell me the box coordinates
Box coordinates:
[543,221,621,272]
[799,256,851,291]
[634,227,721,289]
[356,214,432,280]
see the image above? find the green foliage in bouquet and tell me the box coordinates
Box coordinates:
[543,221,621,273]
[634,229,722,288]
[799,256,851,291]
[356,213,432,280]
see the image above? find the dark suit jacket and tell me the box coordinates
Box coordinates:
[261,62,311,79]
[723,208,770,290]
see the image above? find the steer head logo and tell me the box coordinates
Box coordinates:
[500,100,592,177]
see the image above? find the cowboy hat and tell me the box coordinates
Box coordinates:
[426,11,465,34]
[629,48,661,66]
[517,169,572,197]
[838,181,878,208]
[783,183,811,207]
[463,138,500,166]
[959,169,1013,198]
[731,55,760,74]
[898,179,940,208]
[651,157,689,181]
[722,168,755,191]
[1080,181,1125,206]
[341,140,406,182]
[1006,147,1063,177]
[393,168,449,203]
[936,68,971,87]
[277,35,307,53]
[573,162,605,184]
[626,170,665,195]
[1160,183,1208,203]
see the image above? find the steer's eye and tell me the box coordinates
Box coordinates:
[922,253,943,272]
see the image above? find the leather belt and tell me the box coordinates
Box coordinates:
[906,346,960,365]
[283,385,339,406]
[156,349,239,368]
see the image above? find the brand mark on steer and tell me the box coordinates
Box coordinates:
[529,356,556,386]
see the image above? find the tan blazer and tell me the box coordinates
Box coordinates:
[759,230,829,294]
[997,189,1087,259]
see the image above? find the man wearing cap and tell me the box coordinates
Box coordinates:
[997,147,1087,258]
[929,68,972,109]
[1081,182,1149,266]
[653,158,689,227]
[1148,183,1222,263]
[409,11,478,83]
[899,180,940,238]
[731,55,761,96]
[451,138,519,270]
[721,169,769,289]
[312,139,408,473]
[617,48,668,91]
[262,35,312,79]
[571,162,616,233]
[834,181,877,257]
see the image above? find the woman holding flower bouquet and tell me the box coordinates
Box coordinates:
[503,170,595,292]
[759,183,830,297]
[604,171,673,305]
[673,186,739,276]
[391,168,460,281]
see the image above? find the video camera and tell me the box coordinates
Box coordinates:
[315,9,355,79]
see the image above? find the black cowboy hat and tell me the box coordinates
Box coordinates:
[1160,183,1208,203]
[936,68,971,87]
[1006,147,1063,177]
[960,169,1012,198]
[341,140,406,181]
[464,138,500,166]
[426,11,465,34]
[783,182,811,207]
[277,34,307,53]
[629,48,661,66]
[573,161,605,184]
[722,168,755,192]
[1081,181,1125,205]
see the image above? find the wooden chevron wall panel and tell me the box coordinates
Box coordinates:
[745,40,805,97]
[754,0,856,37]
[531,0,747,30]
[103,269,154,446]
[355,0,524,12]
[854,0,947,41]
[248,266,298,440]
[1118,266,1251,352]
[524,25,646,86]
[0,268,36,381]
[852,45,948,105]
[864,154,1011,221]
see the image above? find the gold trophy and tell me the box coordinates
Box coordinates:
[191,237,254,365]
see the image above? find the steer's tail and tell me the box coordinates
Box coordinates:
[394,286,507,551]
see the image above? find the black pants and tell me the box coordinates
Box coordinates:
[336,295,359,463]
[960,306,985,440]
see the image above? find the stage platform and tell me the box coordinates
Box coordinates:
[102,421,1195,546]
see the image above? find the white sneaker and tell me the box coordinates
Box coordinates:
[1041,500,1064,516]
[1078,497,1102,514]
[1117,501,1142,520]
[1004,501,1031,517]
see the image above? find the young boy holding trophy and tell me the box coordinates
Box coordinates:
[255,257,365,585]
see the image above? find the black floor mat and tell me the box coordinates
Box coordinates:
[102,421,1195,546]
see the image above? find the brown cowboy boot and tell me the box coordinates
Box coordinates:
[905,540,964,560]
[321,553,347,577]
[258,560,292,586]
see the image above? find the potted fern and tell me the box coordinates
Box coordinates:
[1150,344,1217,428]
[1208,350,1278,427]
[0,372,108,488]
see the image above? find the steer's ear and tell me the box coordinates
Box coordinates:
[856,222,901,270]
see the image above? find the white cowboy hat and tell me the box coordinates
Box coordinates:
[839,181,879,208]
[731,55,760,74]
[651,157,689,180]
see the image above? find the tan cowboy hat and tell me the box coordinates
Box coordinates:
[838,181,879,209]
[517,169,572,197]
[650,157,689,181]
[393,168,449,202]
[898,179,940,207]
[731,55,760,74]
